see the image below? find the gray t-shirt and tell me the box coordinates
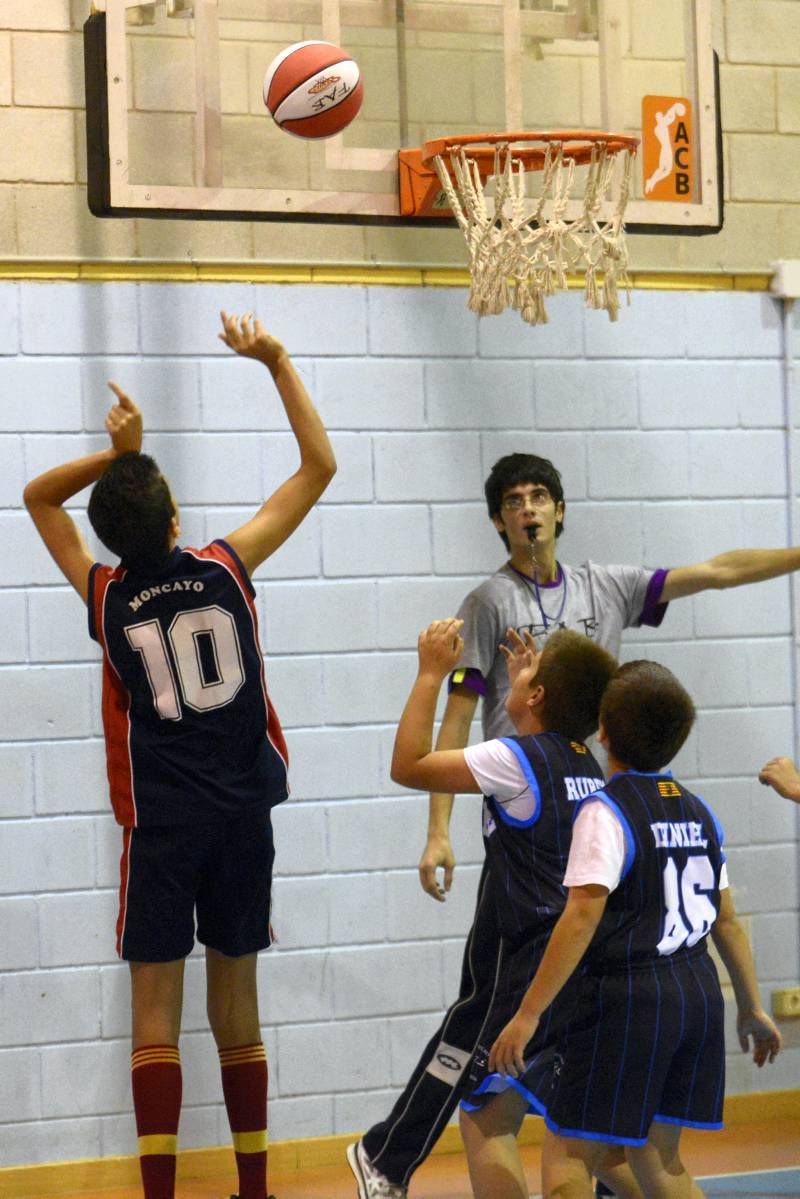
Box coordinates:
[455,561,668,740]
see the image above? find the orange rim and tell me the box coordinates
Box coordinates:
[421,129,640,175]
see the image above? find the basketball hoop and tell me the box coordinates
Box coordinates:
[420,130,639,325]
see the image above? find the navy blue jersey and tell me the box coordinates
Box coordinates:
[583,772,725,970]
[88,540,288,827]
[482,733,605,944]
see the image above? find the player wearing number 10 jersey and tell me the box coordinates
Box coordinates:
[89,539,288,828]
[23,312,337,1199]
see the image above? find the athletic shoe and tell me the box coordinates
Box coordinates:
[346,1140,408,1198]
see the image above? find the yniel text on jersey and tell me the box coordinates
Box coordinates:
[651,821,709,849]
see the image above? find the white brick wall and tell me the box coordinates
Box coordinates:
[2,279,799,1172]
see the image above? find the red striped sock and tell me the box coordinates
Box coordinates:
[130,1044,182,1199]
[219,1042,268,1199]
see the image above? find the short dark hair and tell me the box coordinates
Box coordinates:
[536,628,618,743]
[600,660,696,772]
[485,453,565,550]
[87,452,174,573]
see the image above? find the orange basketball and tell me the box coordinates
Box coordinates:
[263,41,363,139]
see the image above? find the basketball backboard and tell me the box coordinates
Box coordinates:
[85,0,722,233]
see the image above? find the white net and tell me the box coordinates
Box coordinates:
[433,138,636,325]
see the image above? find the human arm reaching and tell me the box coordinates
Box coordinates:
[758,756,800,804]
[220,311,336,575]
[661,547,800,602]
[392,620,483,801]
[23,385,142,603]
[710,888,782,1066]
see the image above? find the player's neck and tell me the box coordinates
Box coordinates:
[509,545,558,584]
[607,753,632,776]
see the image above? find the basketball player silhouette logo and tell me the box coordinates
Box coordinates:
[645,102,687,194]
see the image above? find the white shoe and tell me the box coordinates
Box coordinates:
[346,1140,408,1198]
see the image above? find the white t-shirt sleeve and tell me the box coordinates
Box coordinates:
[563,798,626,892]
[463,739,535,822]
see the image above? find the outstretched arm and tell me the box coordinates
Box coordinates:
[661,547,800,602]
[710,888,781,1066]
[391,619,481,798]
[489,885,608,1077]
[219,312,336,574]
[23,386,142,603]
[758,756,800,804]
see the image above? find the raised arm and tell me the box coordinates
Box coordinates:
[391,620,482,802]
[23,386,142,603]
[219,312,336,575]
[710,888,781,1066]
[661,547,800,602]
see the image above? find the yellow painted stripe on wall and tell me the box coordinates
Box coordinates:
[0,1090,797,1196]
[0,261,773,292]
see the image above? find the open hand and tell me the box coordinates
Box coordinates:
[499,627,541,687]
[417,619,464,680]
[219,311,287,372]
[105,383,142,454]
[737,1009,781,1067]
[488,1010,539,1078]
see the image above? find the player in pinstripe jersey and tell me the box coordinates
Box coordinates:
[489,660,781,1199]
[349,620,644,1199]
[23,312,336,1199]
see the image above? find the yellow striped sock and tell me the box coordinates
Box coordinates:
[138,1132,178,1156]
[131,1045,181,1071]
[219,1043,266,1066]
[232,1128,269,1154]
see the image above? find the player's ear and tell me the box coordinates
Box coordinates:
[597,721,609,750]
[527,683,545,712]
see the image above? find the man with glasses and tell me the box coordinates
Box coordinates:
[349,451,800,1199]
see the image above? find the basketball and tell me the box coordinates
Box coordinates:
[263,40,363,139]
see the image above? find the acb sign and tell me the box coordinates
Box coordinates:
[642,95,693,202]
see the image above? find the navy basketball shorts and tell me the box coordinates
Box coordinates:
[116,809,275,962]
[546,948,725,1146]
[461,929,576,1118]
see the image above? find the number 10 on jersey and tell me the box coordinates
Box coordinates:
[126,606,245,719]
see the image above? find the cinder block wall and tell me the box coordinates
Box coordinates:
[1,280,798,1168]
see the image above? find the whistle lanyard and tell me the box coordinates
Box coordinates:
[513,562,567,630]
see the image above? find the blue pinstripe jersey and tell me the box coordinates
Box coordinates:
[482,732,605,945]
[582,772,725,970]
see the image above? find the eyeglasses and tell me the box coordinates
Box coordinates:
[501,488,553,511]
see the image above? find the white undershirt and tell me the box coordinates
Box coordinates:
[564,797,729,893]
[463,739,536,822]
